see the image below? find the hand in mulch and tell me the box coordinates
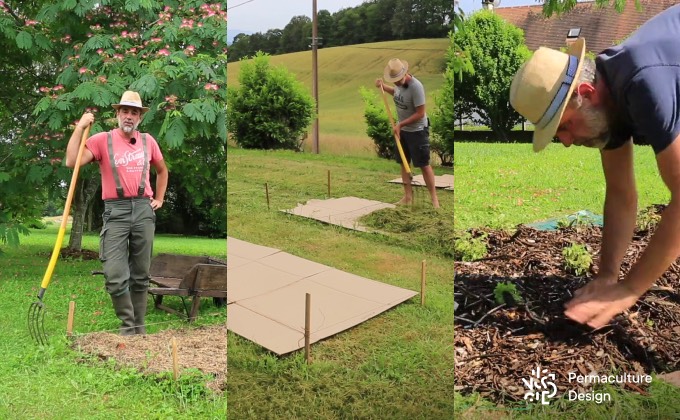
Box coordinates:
[564,277,641,329]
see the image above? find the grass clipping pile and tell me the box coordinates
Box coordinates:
[73,324,226,392]
[454,206,680,403]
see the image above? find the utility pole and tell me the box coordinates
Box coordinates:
[311,0,320,154]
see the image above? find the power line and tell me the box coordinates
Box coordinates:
[227,0,256,11]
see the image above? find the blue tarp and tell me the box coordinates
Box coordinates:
[525,210,603,231]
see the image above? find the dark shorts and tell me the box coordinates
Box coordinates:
[395,128,430,168]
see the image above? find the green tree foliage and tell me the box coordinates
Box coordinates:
[0,1,226,249]
[542,0,641,16]
[430,31,454,166]
[228,52,315,151]
[453,11,531,142]
[227,0,452,62]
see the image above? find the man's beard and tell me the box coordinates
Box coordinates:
[118,118,139,134]
[572,98,611,149]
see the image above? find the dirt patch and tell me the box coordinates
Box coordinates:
[60,248,100,260]
[73,324,226,392]
[454,212,680,403]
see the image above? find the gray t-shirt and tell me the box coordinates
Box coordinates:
[393,75,427,132]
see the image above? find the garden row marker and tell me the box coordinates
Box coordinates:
[66,301,76,337]
[420,260,427,306]
[29,123,91,346]
[305,293,312,364]
[172,337,179,380]
[327,170,331,198]
[265,183,270,210]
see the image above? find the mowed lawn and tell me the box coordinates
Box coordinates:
[454,141,680,419]
[454,141,668,230]
[227,147,454,418]
[227,38,449,156]
[0,227,226,419]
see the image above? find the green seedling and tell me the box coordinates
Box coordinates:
[637,207,662,231]
[453,231,488,262]
[562,243,592,276]
[556,213,594,229]
[493,281,523,306]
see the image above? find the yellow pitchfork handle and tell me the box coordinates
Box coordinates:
[37,124,91,298]
[380,84,413,179]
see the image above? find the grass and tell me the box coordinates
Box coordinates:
[454,142,668,230]
[227,39,449,156]
[227,146,454,418]
[0,225,226,419]
[454,141,680,418]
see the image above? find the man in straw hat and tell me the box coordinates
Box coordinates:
[509,4,680,329]
[65,90,168,335]
[375,58,440,208]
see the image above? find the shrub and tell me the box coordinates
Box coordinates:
[562,243,592,276]
[228,52,315,150]
[453,232,487,261]
[359,86,395,159]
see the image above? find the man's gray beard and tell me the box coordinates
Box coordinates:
[574,99,611,149]
[119,120,139,134]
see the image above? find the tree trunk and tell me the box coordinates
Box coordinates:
[68,176,100,251]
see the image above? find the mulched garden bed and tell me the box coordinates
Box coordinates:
[454,209,680,403]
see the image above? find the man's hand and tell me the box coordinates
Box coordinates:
[392,122,401,137]
[375,78,383,89]
[564,278,641,329]
[78,112,95,130]
[151,198,163,210]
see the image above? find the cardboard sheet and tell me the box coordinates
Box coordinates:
[281,197,395,232]
[388,174,454,189]
[226,237,417,355]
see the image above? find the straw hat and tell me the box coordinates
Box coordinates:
[112,90,149,113]
[384,58,409,83]
[509,38,586,152]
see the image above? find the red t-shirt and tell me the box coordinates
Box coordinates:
[86,128,164,200]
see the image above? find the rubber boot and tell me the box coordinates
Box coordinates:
[131,290,148,335]
[110,292,136,336]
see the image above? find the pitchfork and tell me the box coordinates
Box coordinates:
[29,124,91,345]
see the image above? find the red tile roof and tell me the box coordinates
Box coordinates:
[495,0,680,53]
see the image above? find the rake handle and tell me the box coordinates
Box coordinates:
[380,84,413,179]
[39,124,91,292]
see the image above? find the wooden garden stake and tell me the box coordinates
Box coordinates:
[265,183,270,210]
[327,170,331,198]
[66,301,76,336]
[172,337,179,380]
[305,293,311,364]
[421,260,427,306]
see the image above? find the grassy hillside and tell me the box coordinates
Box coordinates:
[227,39,449,156]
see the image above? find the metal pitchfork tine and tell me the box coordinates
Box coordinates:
[28,123,91,345]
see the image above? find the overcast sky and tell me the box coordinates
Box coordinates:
[228,0,371,34]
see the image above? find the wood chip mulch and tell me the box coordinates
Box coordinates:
[454,209,680,403]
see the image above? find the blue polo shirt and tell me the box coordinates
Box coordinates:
[597,4,680,154]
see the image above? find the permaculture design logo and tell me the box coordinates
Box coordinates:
[522,364,558,405]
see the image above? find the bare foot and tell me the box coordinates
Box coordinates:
[432,199,440,209]
[394,197,412,206]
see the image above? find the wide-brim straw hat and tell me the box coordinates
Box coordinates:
[384,58,409,83]
[112,90,149,113]
[509,38,586,152]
